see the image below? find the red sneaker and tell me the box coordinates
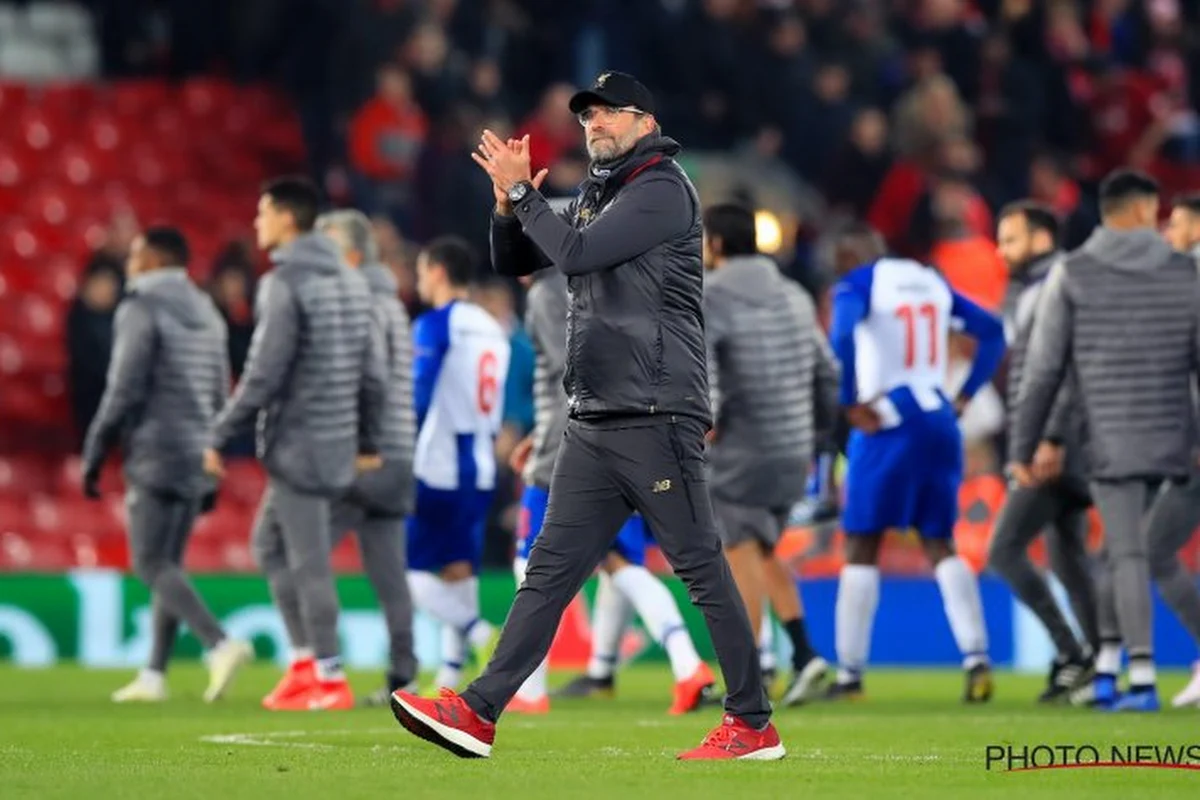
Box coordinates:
[390,688,496,758]
[668,662,716,715]
[262,658,317,710]
[271,679,355,711]
[677,715,786,761]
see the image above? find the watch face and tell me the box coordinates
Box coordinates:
[509,183,527,202]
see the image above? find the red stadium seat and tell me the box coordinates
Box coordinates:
[14,293,66,341]
[30,494,122,539]
[83,110,123,154]
[35,82,96,120]
[16,106,59,154]
[23,183,75,228]
[56,456,123,499]
[0,495,30,523]
[0,143,31,195]
[0,219,44,262]
[52,145,98,187]
[330,536,363,571]
[191,505,249,542]
[104,79,170,118]
[221,459,266,508]
[181,77,236,120]
[0,531,76,571]
[0,333,21,373]
[0,81,30,117]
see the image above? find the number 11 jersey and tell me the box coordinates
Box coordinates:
[832,257,998,429]
[412,299,512,492]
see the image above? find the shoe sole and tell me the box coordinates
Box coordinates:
[738,744,787,761]
[679,744,788,762]
[780,658,829,707]
[111,691,166,703]
[390,693,492,759]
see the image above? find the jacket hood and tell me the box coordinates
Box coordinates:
[589,131,682,183]
[705,255,783,301]
[271,231,344,275]
[1080,227,1175,272]
[360,262,398,297]
[130,268,211,329]
[1020,250,1061,283]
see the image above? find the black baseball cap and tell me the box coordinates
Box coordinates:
[568,71,656,116]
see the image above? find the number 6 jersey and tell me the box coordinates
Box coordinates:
[830,258,1005,430]
[412,299,512,492]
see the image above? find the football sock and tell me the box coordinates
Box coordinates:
[611,565,702,681]
[512,558,549,701]
[1096,640,1122,677]
[315,656,344,682]
[436,624,466,689]
[441,576,495,649]
[759,612,777,672]
[782,616,816,669]
[836,564,879,681]
[586,572,632,680]
[1128,651,1156,689]
[934,556,990,668]
[407,571,475,629]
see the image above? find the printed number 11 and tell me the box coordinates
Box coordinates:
[896,303,938,367]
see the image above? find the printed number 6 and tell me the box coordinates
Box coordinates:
[478,351,498,414]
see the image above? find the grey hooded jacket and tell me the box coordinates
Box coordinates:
[704,255,839,509]
[1014,227,1200,480]
[82,268,228,498]
[361,262,416,468]
[210,233,386,497]
[522,269,570,489]
[1004,250,1088,486]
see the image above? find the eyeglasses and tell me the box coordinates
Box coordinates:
[576,105,645,126]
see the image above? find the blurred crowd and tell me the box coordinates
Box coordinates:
[61,0,1200,565]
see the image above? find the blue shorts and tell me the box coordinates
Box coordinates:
[516,485,646,565]
[841,405,963,539]
[406,481,493,571]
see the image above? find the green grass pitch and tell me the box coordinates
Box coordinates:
[2,665,1199,799]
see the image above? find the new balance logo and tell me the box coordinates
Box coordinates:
[435,702,463,726]
[652,479,672,494]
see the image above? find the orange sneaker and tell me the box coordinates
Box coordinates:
[506,695,550,715]
[668,662,716,715]
[262,658,317,710]
[271,679,355,711]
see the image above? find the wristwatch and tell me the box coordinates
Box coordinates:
[508,181,532,204]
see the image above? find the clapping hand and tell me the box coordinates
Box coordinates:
[471,132,549,212]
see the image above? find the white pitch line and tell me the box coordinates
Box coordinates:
[199,728,399,750]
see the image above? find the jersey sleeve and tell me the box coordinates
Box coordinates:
[829,265,874,406]
[949,288,1007,399]
[412,305,452,429]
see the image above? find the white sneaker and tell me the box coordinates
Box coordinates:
[203,639,254,703]
[112,671,167,703]
[1171,661,1200,708]
[779,655,829,707]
